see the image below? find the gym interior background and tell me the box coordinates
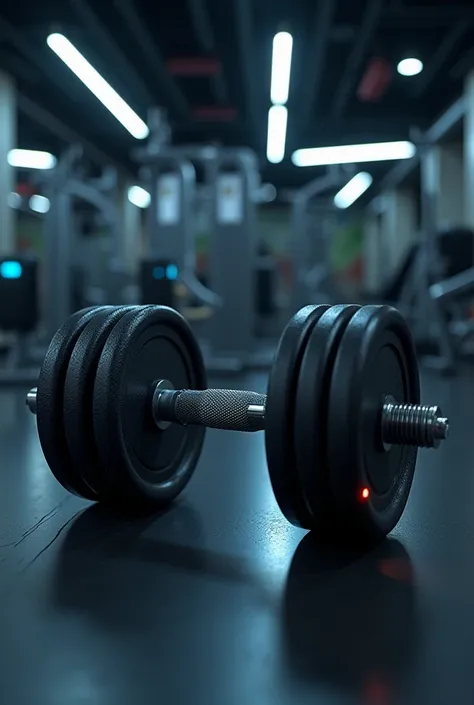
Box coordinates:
[0,1,474,703]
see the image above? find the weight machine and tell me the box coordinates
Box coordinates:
[0,254,40,386]
[134,109,274,371]
[289,169,349,313]
[43,147,129,342]
[372,98,472,372]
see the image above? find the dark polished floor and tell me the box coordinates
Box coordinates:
[0,368,472,705]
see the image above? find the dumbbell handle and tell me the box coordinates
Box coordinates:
[153,387,267,432]
[26,385,449,448]
[153,385,449,449]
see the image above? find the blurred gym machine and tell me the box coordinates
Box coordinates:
[134,108,274,371]
[42,147,129,341]
[399,146,474,372]
[0,255,39,385]
[369,99,471,373]
[288,168,348,313]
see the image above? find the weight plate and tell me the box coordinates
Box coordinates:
[265,304,330,528]
[36,306,112,499]
[294,305,360,533]
[93,305,207,506]
[327,306,420,542]
[63,306,137,498]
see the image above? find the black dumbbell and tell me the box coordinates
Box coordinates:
[26,303,449,545]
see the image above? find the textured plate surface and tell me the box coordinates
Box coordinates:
[294,305,360,534]
[93,306,207,506]
[36,306,111,498]
[265,304,330,528]
[63,306,137,498]
[327,305,420,542]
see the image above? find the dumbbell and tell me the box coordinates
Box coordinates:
[26,303,448,545]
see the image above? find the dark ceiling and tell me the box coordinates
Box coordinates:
[2,0,474,189]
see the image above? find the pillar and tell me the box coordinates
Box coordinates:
[426,143,464,227]
[465,71,474,228]
[122,183,143,274]
[0,72,16,254]
[380,189,417,276]
[363,212,382,293]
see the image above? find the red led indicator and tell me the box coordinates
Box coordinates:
[361,487,370,501]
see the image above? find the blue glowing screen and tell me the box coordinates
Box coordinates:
[0,261,22,279]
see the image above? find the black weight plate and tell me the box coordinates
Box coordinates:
[36,306,112,499]
[93,306,207,506]
[266,304,331,528]
[294,305,360,533]
[327,306,420,542]
[63,306,138,498]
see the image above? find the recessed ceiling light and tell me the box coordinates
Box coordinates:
[397,58,423,77]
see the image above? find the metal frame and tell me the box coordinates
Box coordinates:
[289,169,348,312]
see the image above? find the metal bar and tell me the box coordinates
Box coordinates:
[332,0,384,117]
[233,0,260,145]
[383,6,474,26]
[414,23,469,97]
[70,0,153,107]
[301,0,337,122]
[17,94,129,172]
[378,96,466,192]
[451,47,474,80]
[186,0,228,103]
[114,0,189,123]
[186,0,214,52]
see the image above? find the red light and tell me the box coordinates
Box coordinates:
[361,487,370,501]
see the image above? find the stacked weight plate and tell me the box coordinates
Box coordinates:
[36,305,207,506]
[266,303,420,543]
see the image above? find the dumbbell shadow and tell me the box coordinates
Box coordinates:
[52,503,279,630]
[283,534,419,700]
[52,500,418,700]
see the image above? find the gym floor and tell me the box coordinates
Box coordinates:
[0,369,471,705]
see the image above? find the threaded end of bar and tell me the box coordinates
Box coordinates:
[382,401,449,449]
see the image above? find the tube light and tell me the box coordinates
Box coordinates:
[271,32,293,105]
[47,33,149,140]
[29,195,51,214]
[267,106,288,164]
[128,185,151,208]
[8,149,56,170]
[334,172,373,209]
[7,192,21,208]
[292,141,416,167]
[397,58,423,77]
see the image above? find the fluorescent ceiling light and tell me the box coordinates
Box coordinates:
[334,172,373,209]
[29,195,50,214]
[267,105,288,164]
[397,58,423,77]
[47,33,149,140]
[7,192,21,209]
[128,185,151,208]
[271,32,293,105]
[8,149,56,170]
[292,141,416,167]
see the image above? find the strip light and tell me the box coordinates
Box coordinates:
[334,172,373,209]
[8,149,56,170]
[271,32,293,105]
[47,33,149,140]
[267,106,288,164]
[7,192,22,208]
[128,185,151,208]
[29,195,51,214]
[292,141,416,167]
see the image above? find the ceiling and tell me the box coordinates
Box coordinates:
[2,0,474,190]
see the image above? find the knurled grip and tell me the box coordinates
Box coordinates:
[173,389,266,432]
